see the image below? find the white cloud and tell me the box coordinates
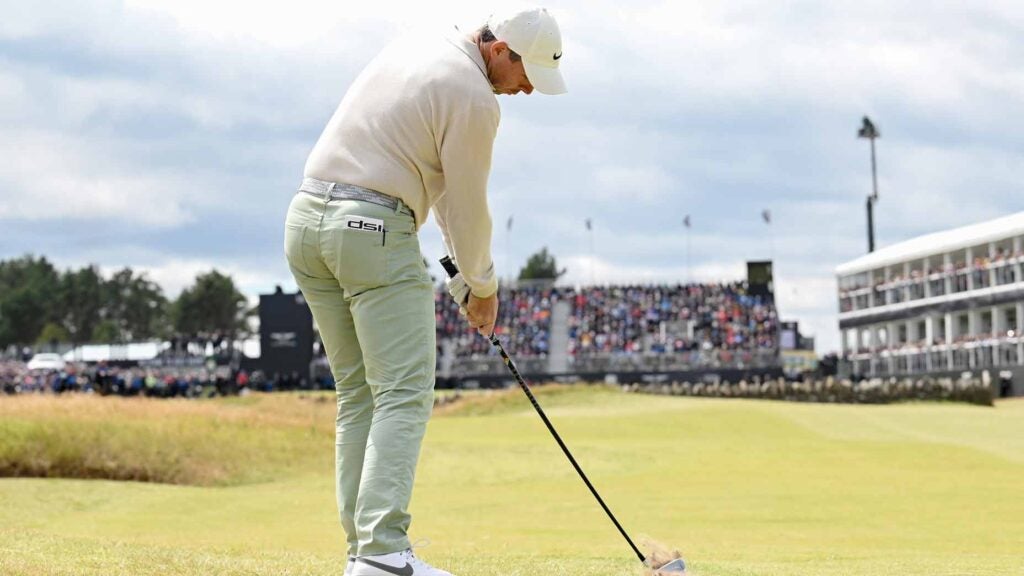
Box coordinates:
[132,257,288,299]
[0,132,201,227]
[592,165,674,202]
[559,253,745,287]
[773,274,838,346]
[879,143,1024,236]
[123,0,493,47]
[0,71,24,102]
[42,250,285,306]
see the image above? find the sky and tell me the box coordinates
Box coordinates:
[2,0,1023,353]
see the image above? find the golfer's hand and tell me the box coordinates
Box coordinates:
[466,293,499,337]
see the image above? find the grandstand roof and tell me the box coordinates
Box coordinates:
[836,211,1024,276]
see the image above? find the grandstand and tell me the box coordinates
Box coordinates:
[434,267,781,386]
[837,211,1024,388]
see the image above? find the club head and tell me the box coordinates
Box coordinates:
[652,558,687,573]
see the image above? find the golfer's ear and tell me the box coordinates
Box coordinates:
[491,40,509,58]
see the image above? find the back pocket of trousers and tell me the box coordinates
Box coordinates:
[284,223,309,276]
[330,215,387,290]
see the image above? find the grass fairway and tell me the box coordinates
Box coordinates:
[1,387,1022,576]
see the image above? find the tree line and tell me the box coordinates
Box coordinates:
[0,255,253,348]
[0,247,566,348]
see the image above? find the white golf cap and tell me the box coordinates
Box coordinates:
[487,7,567,95]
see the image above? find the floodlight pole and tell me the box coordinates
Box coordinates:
[858,117,880,253]
[866,194,875,253]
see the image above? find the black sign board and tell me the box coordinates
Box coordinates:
[259,288,314,384]
[747,260,774,296]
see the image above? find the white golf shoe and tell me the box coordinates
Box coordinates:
[344,556,355,576]
[350,549,453,576]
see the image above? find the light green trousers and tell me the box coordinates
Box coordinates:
[284,191,436,557]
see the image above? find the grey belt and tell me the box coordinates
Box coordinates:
[298,178,414,218]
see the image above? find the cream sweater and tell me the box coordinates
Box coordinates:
[304,28,500,298]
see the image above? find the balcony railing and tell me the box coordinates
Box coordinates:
[846,335,1023,374]
[839,264,1023,315]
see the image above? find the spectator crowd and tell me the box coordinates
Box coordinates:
[434,280,780,371]
[4,280,782,393]
[0,359,312,397]
[567,282,777,356]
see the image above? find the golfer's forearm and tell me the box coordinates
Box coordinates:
[437,104,500,298]
[452,223,498,298]
[436,200,497,297]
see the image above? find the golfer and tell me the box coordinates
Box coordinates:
[284,8,566,576]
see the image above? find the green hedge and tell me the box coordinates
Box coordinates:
[625,376,994,406]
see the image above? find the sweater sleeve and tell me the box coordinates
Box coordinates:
[433,102,500,298]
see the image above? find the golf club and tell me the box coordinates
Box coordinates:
[439,255,686,574]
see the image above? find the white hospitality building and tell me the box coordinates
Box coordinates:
[836,212,1024,387]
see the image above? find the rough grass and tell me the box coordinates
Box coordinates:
[0,393,336,485]
[433,383,627,417]
[1,389,1022,576]
[0,386,611,485]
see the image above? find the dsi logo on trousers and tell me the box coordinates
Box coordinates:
[342,216,385,233]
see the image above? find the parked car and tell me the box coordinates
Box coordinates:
[26,353,66,372]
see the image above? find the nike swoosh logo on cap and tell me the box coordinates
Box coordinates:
[553,51,562,60]
[356,557,414,576]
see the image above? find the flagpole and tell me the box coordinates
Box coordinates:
[589,221,595,286]
[584,217,595,286]
[684,215,691,285]
[687,226,691,284]
[505,215,513,282]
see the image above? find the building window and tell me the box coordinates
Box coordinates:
[840,295,853,313]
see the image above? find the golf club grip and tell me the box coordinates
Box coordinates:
[439,255,460,279]
[439,255,645,564]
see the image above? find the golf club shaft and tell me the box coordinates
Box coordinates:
[488,335,646,563]
[439,256,645,564]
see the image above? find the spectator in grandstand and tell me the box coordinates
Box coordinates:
[436,283,560,359]
[433,279,781,374]
[0,361,256,400]
[566,282,777,360]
